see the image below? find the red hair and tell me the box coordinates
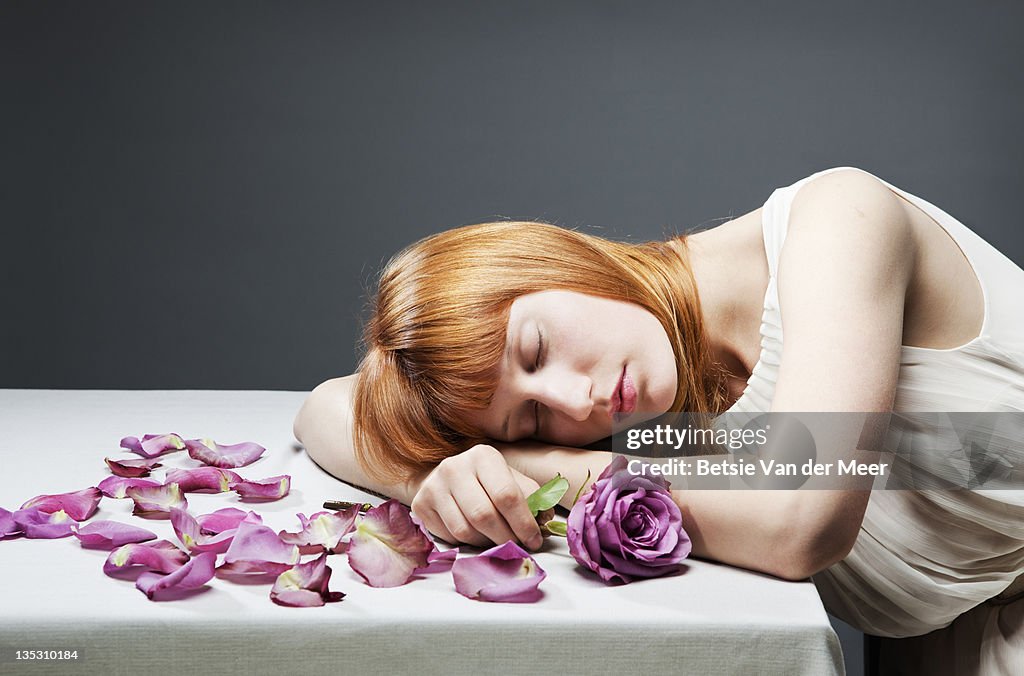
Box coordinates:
[353,221,727,483]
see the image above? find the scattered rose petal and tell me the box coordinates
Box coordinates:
[185,438,266,468]
[120,433,186,459]
[12,508,75,539]
[104,456,163,478]
[215,559,296,580]
[21,487,102,521]
[278,507,359,554]
[164,467,242,494]
[347,499,434,588]
[452,541,547,602]
[414,547,459,575]
[229,475,290,501]
[72,520,157,549]
[97,476,161,499]
[216,521,300,579]
[170,508,237,554]
[126,482,187,518]
[224,521,300,564]
[270,553,345,607]
[409,512,457,574]
[195,508,262,535]
[104,540,190,577]
[1,508,21,538]
[136,551,217,600]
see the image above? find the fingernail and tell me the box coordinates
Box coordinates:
[529,535,543,550]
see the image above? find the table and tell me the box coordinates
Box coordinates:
[0,390,844,675]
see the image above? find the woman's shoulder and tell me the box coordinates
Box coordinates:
[754,167,915,278]
[788,167,909,226]
[293,375,357,447]
[774,167,916,280]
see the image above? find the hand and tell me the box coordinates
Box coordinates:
[410,444,544,551]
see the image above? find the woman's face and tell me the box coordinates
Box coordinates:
[467,290,678,447]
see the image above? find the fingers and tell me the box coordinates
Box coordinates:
[411,486,464,546]
[415,506,461,548]
[475,462,543,550]
[453,478,521,547]
[409,445,544,550]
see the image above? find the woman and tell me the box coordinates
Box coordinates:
[293,167,1024,674]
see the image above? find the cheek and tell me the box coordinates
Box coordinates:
[647,334,679,411]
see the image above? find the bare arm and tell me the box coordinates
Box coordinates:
[293,377,855,578]
[681,171,911,580]
[293,374,544,549]
[496,444,807,577]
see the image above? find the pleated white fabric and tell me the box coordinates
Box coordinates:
[725,167,1024,674]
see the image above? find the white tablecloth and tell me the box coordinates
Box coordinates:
[0,390,844,675]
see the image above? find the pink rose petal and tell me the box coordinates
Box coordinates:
[126,482,188,518]
[452,541,547,602]
[414,547,459,575]
[164,467,242,493]
[136,551,217,600]
[72,520,157,549]
[228,475,290,501]
[104,456,163,478]
[97,476,162,499]
[224,521,300,565]
[278,507,359,553]
[409,511,457,574]
[215,559,296,581]
[12,508,75,539]
[347,499,434,588]
[103,540,190,577]
[21,487,102,521]
[216,521,300,580]
[120,433,186,459]
[270,553,345,607]
[170,508,236,554]
[185,438,266,468]
[1,508,21,538]
[195,507,262,535]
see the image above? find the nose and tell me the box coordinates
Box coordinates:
[529,370,593,422]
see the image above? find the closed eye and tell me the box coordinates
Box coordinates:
[531,326,544,372]
[532,327,545,436]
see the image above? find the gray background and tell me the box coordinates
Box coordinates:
[3,1,1022,392]
[3,3,1023,672]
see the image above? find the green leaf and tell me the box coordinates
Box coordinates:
[526,474,570,515]
[543,520,568,537]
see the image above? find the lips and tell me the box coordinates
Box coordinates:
[611,366,638,420]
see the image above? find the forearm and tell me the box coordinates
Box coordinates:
[496,443,858,580]
[678,487,862,580]
[292,375,420,505]
[677,489,796,578]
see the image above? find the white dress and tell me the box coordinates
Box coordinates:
[724,167,1024,675]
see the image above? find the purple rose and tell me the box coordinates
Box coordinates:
[567,455,691,584]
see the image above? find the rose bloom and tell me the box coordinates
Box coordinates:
[567,455,691,584]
